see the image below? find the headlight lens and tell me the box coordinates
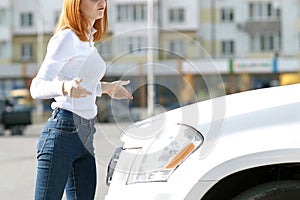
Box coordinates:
[127,124,204,184]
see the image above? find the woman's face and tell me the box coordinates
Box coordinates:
[80,0,106,24]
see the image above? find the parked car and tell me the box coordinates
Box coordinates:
[0,89,33,135]
[105,83,300,200]
[8,88,34,112]
[0,99,6,135]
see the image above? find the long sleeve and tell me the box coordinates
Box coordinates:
[30,30,76,99]
[96,82,102,97]
[30,28,106,119]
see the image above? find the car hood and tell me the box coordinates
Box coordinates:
[120,83,300,150]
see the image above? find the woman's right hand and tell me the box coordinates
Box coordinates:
[62,78,92,98]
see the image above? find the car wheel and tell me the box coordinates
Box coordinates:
[0,123,4,136]
[10,125,24,136]
[233,180,300,200]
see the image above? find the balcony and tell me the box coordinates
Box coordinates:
[244,18,281,35]
[245,1,282,35]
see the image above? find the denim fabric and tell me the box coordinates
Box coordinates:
[34,108,97,200]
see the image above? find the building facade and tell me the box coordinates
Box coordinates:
[1,0,300,112]
[198,0,300,58]
[0,0,63,97]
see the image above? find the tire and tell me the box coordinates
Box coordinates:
[233,180,300,200]
[10,125,24,136]
[0,124,4,136]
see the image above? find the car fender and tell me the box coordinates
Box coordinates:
[184,148,300,199]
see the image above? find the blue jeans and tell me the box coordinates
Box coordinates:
[34,108,97,200]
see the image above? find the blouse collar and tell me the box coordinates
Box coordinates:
[88,28,97,47]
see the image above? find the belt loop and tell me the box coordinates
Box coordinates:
[52,107,60,119]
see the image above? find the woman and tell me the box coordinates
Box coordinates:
[30,0,132,199]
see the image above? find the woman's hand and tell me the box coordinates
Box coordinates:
[63,78,92,98]
[102,80,133,100]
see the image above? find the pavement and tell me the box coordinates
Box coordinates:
[0,122,132,200]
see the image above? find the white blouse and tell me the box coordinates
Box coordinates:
[30,29,106,119]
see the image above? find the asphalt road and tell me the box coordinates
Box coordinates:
[0,122,131,200]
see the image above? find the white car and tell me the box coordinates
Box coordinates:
[105,84,300,200]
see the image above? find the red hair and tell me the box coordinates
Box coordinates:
[55,0,108,42]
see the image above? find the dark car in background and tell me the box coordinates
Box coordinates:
[0,89,33,135]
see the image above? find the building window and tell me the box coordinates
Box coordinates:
[20,43,33,60]
[97,40,112,58]
[129,36,146,54]
[117,4,147,22]
[250,33,281,52]
[0,41,6,58]
[221,8,234,22]
[168,8,185,23]
[54,10,61,25]
[249,2,280,20]
[168,39,186,57]
[0,9,6,26]
[221,40,235,55]
[20,12,33,27]
[260,35,274,51]
[133,4,146,21]
[117,36,146,55]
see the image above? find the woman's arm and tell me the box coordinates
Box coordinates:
[30,30,76,99]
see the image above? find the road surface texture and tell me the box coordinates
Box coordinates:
[0,122,131,200]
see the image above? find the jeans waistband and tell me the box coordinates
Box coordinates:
[52,108,95,127]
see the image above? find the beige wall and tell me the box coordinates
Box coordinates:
[110,55,148,63]
[12,34,51,63]
[200,8,220,24]
[0,59,12,64]
[159,31,201,59]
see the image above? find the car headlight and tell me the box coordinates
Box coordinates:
[126,124,204,184]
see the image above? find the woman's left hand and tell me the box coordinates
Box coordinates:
[102,80,133,100]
